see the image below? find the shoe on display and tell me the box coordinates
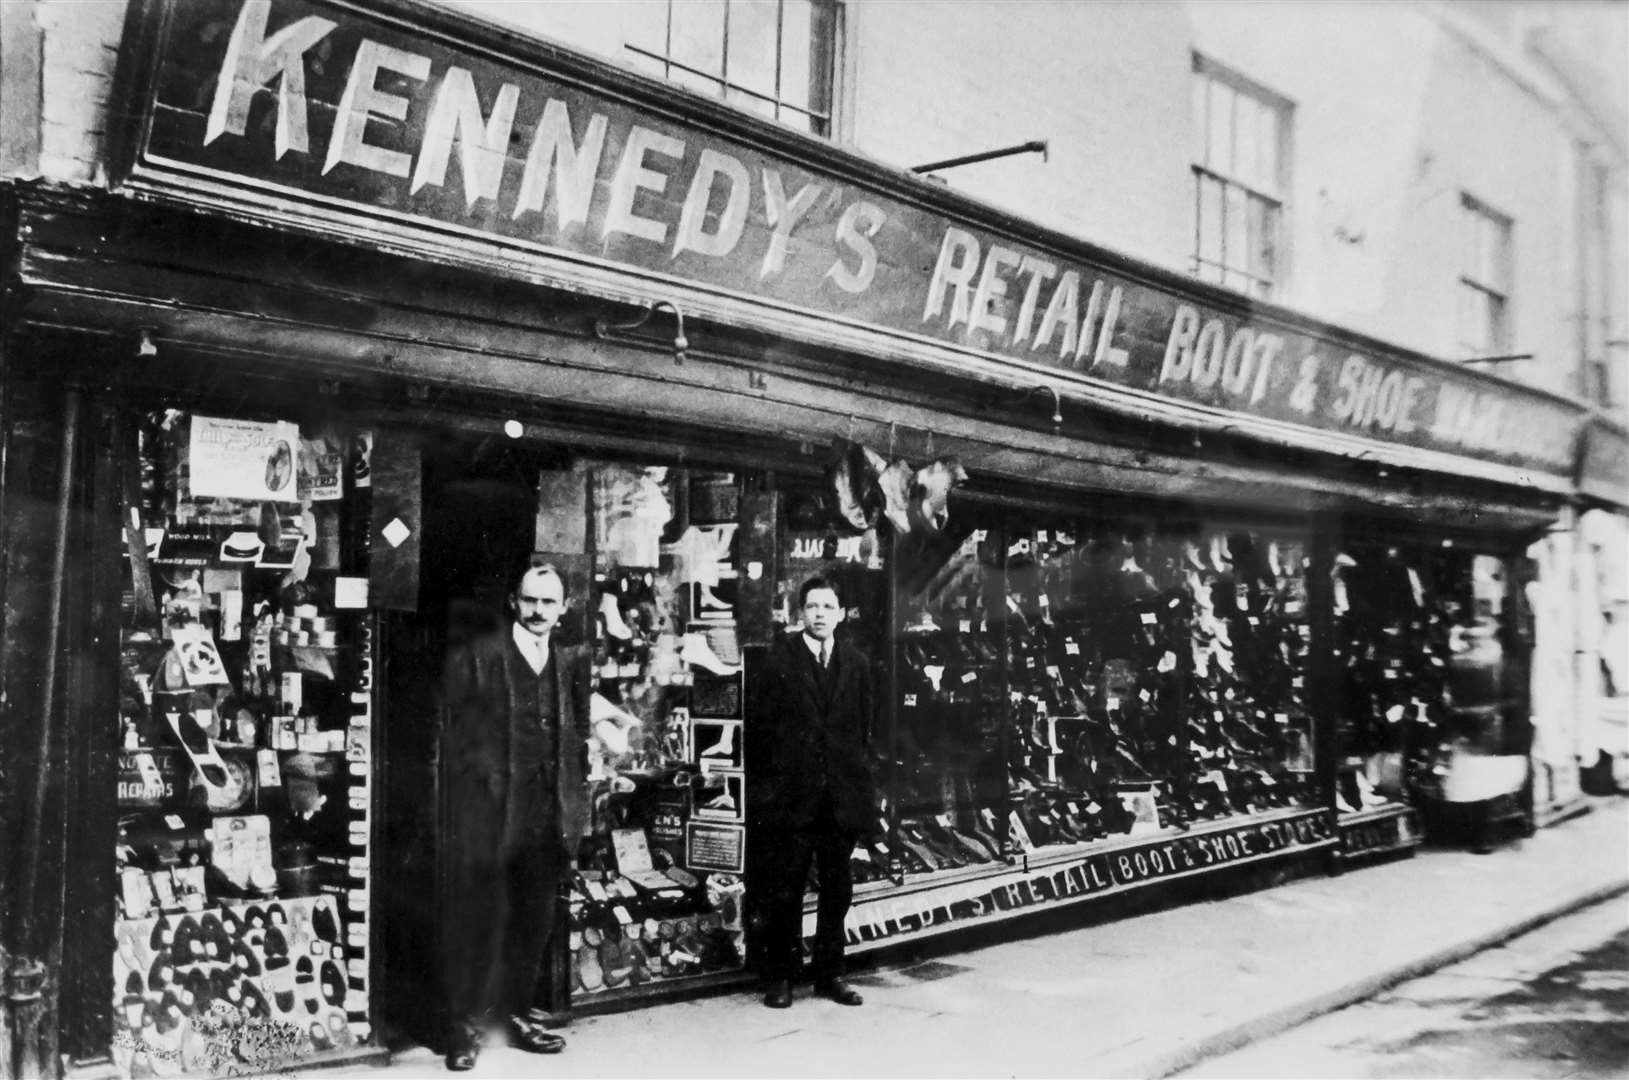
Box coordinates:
[813,978,863,1006]
[681,632,742,675]
[599,593,634,640]
[762,979,793,1008]
[164,711,232,793]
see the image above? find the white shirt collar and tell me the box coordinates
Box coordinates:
[512,622,550,674]
[803,633,831,664]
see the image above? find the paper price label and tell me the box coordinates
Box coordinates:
[961,671,977,684]
[959,619,972,633]
[904,694,918,707]
[1140,612,1158,626]
[1065,640,1080,655]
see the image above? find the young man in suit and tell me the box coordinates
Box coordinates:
[438,563,590,1070]
[747,576,879,1008]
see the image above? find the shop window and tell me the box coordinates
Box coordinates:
[1458,193,1513,360]
[1331,541,1530,843]
[568,464,751,995]
[1191,54,1291,298]
[624,0,840,136]
[114,412,378,1073]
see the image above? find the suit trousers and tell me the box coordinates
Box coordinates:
[444,834,565,1045]
[755,807,857,982]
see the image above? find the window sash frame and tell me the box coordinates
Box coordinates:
[628,0,837,135]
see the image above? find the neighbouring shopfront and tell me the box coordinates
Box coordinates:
[0,1,1593,1077]
[1574,420,1629,798]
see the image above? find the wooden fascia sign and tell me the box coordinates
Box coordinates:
[117,0,1582,482]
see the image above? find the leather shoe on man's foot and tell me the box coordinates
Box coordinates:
[762,980,793,1008]
[444,1048,477,1072]
[814,978,863,1006]
[507,1015,566,1054]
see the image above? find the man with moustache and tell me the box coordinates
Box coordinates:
[747,576,879,1009]
[438,562,589,1070]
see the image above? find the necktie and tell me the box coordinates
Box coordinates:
[820,641,831,668]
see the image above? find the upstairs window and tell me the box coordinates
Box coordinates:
[1191,54,1292,299]
[1458,193,1513,359]
[626,0,839,136]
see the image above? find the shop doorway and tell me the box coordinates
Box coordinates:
[377,432,563,1050]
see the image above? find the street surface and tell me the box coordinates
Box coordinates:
[1179,896,1629,1078]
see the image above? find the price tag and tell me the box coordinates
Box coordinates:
[1140,612,1158,626]
[1037,530,1050,542]
[1139,688,1152,703]
[1085,801,1102,814]
[961,670,977,684]
[1046,665,1061,679]
[1157,651,1176,672]
[904,694,918,707]
[1065,640,1080,655]
[164,815,185,831]
[1247,616,1259,626]
[1260,773,1277,786]
[1106,696,1121,711]
[959,619,972,633]
[1039,594,1050,609]
[1274,713,1289,725]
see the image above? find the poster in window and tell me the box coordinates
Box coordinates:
[188,416,301,502]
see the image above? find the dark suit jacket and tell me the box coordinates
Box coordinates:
[438,628,591,866]
[746,631,879,832]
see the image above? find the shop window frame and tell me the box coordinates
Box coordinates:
[624,0,842,138]
[1190,53,1294,300]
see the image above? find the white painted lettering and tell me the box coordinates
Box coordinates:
[512,98,607,232]
[829,201,885,293]
[323,39,431,178]
[601,125,685,245]
[760,170,822,278]
[672,148,751,258]
[205,0,336,157]
[410,67,519,205]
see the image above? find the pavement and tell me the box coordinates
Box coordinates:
[1177,897,1629,1077]
[312,797,1629,1080]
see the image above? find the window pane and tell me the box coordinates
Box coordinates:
[672,67,724,97]
[1487,293,1507,350]
[1207,80,1234,171]
[1224,183,1247,272]
[725,84,778,120]
[727,0,779,101]
[1198,175,1223,267]
[672,0,727,78]
[1249,196,1278,283]
[1192,71,1208,164]
[780,0,815,116]
[1234,94,1259,188]
[1257,103,1279,191]
[625,0,669,56]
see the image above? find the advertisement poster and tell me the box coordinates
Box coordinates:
[299,434,345,502]
[188,415,301,501]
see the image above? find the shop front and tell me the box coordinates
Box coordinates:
[1574,419,1629,798]
[0,0,1589,1076]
